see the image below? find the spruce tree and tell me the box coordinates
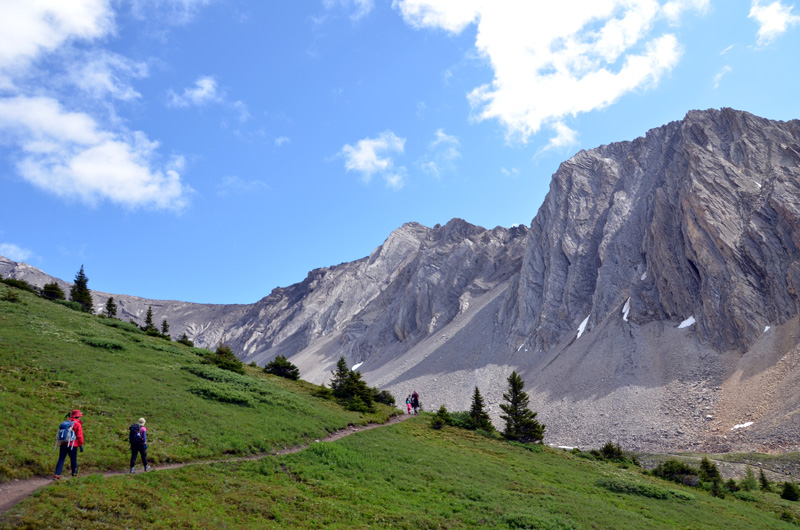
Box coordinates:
[105,297,117,318]
[42,282,66,301]
[499,371,545,443]
[469,386,493,431]
[69,265,93,312]
[760,469,773,492]
[143,306,155,331]
[161,319,170,334]
[330,357,350,398]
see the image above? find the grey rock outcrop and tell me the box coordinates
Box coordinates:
[5,108,800,453]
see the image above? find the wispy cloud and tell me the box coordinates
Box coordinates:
[69,51,150,101]
[0,243,34,262]
[130,0,214,25]
[713,65,732,88]
[217,175,269,196]
[0,96,191,210]
[168,76,223,107]
[421,128,460,178]
[749,1,800,46]
[323,0,375,21]
[395,0,709,144]
[339,130,406,189]
[274,136,291,147]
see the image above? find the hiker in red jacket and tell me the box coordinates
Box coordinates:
[54,409,84,480]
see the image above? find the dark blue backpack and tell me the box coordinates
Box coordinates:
[129,423,144,444]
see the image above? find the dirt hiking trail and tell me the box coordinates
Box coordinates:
[0,414,411,515]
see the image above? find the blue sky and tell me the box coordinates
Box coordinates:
[1,0,798,304]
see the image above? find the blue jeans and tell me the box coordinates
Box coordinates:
[55,444,78,476]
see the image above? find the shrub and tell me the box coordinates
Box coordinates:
[741,466,758,491]
[446,411,474,430]
[80,337,125,350]
[345,396,371,413]
[177,333,194,347]
[725,479,740,492]
[699,457,722,483]
[189,381,254,406]
[1,288,21,302]
[652,459,699,487]
[55,300,84,312]
[312,384,334,400]
[431,405,449,430]
[372,388,395,406]
[1,278,37,293]
[202,343,245,375]
[710,479,725,498]
[264,355,300,380]
[42,282,66,301]
[781,481,800,501]
[596,478,673,499]
[733,491,758,502]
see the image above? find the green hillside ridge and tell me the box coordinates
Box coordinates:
[3,282,800,528]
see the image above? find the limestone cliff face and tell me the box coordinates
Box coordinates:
[507,108,800,354]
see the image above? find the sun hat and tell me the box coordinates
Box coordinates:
[70,410,82,418]
[138,418,146,425]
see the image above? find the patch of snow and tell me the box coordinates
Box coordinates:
[622,298,631,322]
[764,326,771,333]
[678,316,696,329]
[732,421,754,430]
[517,343,525,352]
[576,315,590,339]
[751,179,762,189]
[641,271,647,281]
[351,362,363,370]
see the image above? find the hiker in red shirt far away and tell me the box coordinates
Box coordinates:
[54,409,84,480]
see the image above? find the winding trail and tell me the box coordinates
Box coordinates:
[0,414,411,515]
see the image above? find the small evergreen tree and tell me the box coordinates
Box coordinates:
[264,355,300,380]
[177,333,194,347]
[161,319,170,334]
[759,469,773,492]
[105,296,117,318]
[330,357,351,398]
[469,386,493,431]
[143,305,156,331]
[781,481,800,501]
[500,371,545,443]
[741,466,758,491]
[432,405,449,430]
[207,342,245,374]
[699,457,722,483]
[725,479,740,493]
[69,265,93,312]
[42,282,66,301]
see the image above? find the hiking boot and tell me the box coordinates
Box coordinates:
[53,475,61,480]
[144,465,150,472]
[72,473,78,477]
[130,467,136,474]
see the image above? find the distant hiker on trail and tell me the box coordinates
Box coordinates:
[411,391,420,414]
[406,395,412,414]
[129,417,150,474]
[53,410,83,480]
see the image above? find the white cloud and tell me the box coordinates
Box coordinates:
[0,96,191,210]
[0,243,34,262]
[274,136,291,147]
[0,0,114,86]
[340,131,407,189]
[713,65,732,88]
[168,76,222,107]
[501,167,520,178]
[69,51,149,101]
[537,120,579,156]
[749,1,800,46]
[395,0,706,143]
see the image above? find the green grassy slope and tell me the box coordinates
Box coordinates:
[0,286,393,480]
[3,284,800,529]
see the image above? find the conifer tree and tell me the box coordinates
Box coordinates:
[161,319,170,334]
[499,371,545,443]
[42,282,66,301]
[469,386,493,431]
[105,297,117,318]
[264,355,300,380]
[760,469,773,492]
[330,357,350,398]
[69,265,93,312]
[143,306,155,331]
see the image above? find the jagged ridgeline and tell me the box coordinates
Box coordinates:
[3,108,800,453]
